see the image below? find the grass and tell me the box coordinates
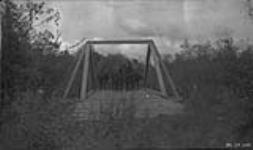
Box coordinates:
[0,87,248,150]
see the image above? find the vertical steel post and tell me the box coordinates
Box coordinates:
[151,41,180,100]
[149,43,168,97]
[63,44,86,98]
[80,44,91,99]
[90,45,97,90]
[160,60,180,99]
[144,45,151,89]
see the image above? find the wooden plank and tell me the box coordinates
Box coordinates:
[149,44,168,97]
[80,44,91,99]
[150,41,181,100]
[144,44,151,88]
[63,44,86,98]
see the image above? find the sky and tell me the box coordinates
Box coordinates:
[46,0,253,57]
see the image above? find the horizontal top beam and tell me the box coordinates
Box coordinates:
[86,39,154,45]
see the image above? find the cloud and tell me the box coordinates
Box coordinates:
[183,0,253,40]
[123,19,148,30]
[113,0,187,42]
[48,0,253,56]
[94,44,147,59]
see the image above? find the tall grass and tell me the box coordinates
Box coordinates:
[0,87,247,149]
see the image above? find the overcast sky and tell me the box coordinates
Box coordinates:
[48,0,253,56]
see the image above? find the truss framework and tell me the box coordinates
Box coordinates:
[63,39,180,100]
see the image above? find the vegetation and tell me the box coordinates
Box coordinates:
[166,38,253,144]
[1,0,253,149]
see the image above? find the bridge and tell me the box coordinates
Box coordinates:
[63,39,181,101]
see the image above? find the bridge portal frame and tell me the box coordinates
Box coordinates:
[63,39,180,100]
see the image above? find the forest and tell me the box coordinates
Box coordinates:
[0,0,253,149]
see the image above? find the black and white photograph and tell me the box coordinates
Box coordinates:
[0,0,252,149]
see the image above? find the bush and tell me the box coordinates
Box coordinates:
[165,38,253,141]
[0,91,80,149]
[0,91,140,149]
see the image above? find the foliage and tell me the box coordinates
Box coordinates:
[0,91,139,149]
[0,91,81,150]
[95,54,145,90]
[166,38,253,140]
[1,0,62,103]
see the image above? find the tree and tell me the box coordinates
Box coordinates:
[1,0,61,105]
